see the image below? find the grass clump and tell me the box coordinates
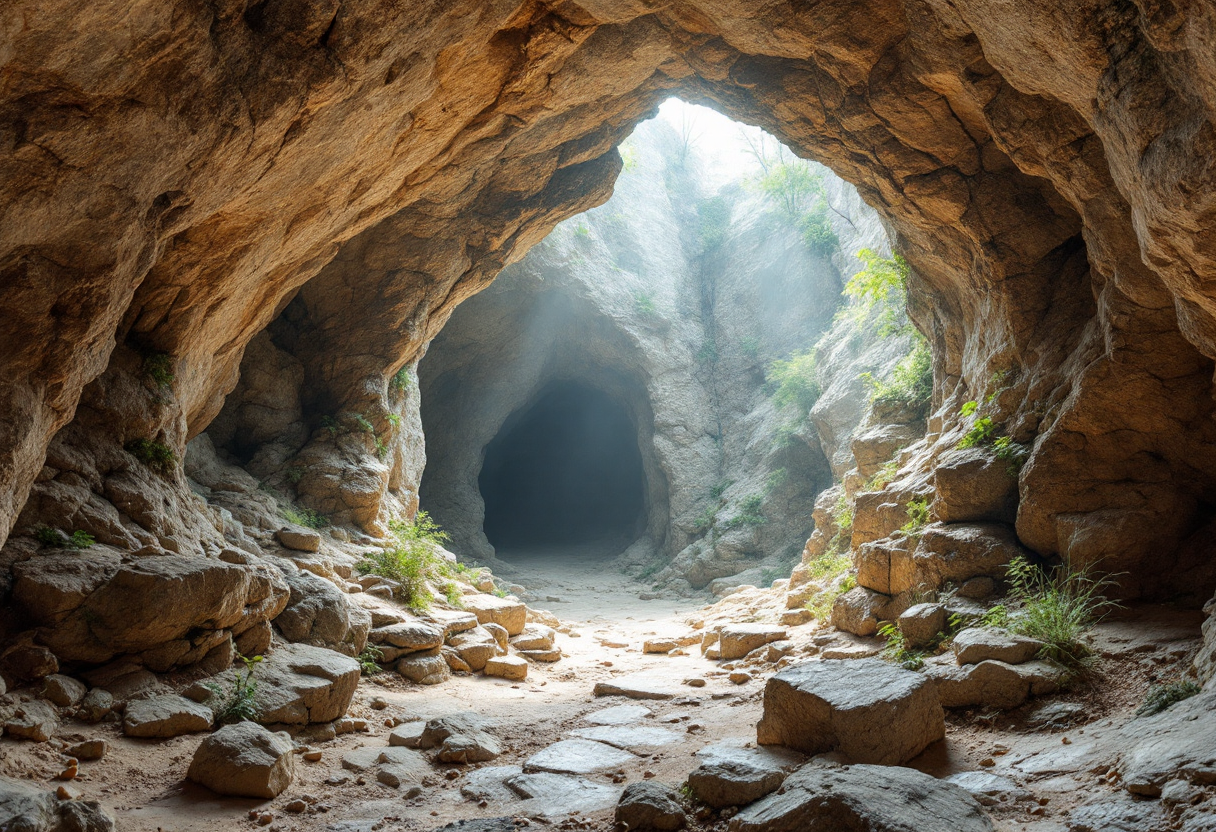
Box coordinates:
[901,497,930,537]
[141,350,176,389]
[805,574,855,620]
[357,511,451,612]
[208,652,262,724]
[863,336,932,410]
[282,505,327,529]
[981,555,1119,669]
[1136,679,1201,717]
[390,367,412,392]
[358,644,384,676]
[633,290,657,318]
[724,494,766,529]
[768,349,820,413]
[125,438,177,474]
[829,490,854,551]
[878,622,925,670]
[35,527,95,549]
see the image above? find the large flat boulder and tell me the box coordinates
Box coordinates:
[952,628,1043,665]
[615,781,687,831]
[718,625,787,660]
[728,763,994,832]
[206,643,360,724]
[273,566,371,655]
[370,621,443,652]
[593,673,682,700]
[687,744,801,809]
[523,739,636,775]
[932,448,1018,524]
[923,656,1061,709]
[123,694,213,738]
[187,722,295,799]
[463,595,527,636]
[418,713,501,763]
[1116,688,1216,797]
[756,659,944,765]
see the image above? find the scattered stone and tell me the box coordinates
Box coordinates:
[0,775,115,830]
[484,655,527,681]
[523,739,636,775]
[341,746,429,780]
[303,750,323,762]
[898,603,948,649]
[0,642,59,683]
[397,652,452,685]
[510,625,555,651]
[615,781,687,831]
[729,763,993,831]
[924,656,1061,709]
[449,627,501,671]
[584,705,651,725]
[643,638,679,654]
[756,659,944,765]
[4,700,59,742]
[943,771,1032,806]
[433,819,517,832]
[55,784,80,800]
[334,717,367,734]
[688,752,788,809]
[570,725,682,752]
[66,739,107,761]
[284,799,308,813]
[952,628,1043,665]
[123,694,213,738]
[506,771,623,819]
[517,648,561,662]
[728,671,751,685]
[275,526,322,552]
[464,595,527,636]
[389,720,428,748]
[718,625,787,660]
[780,609,814,627]
[482,623,510,650]
[683,678,706,688]
[42,674,88,708]
[419,713,501,763]
[593,673,680,700]
[371,621,444,652]
[188,722,296,799]
[461,766,523,804]
[1028,701,1086,728]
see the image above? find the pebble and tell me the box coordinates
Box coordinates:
[284,799,307,813]
[55,785,80,800]
[728,671,751,685]
[304,751,323,762]
[371,698,388,710]
[683,678,706,688]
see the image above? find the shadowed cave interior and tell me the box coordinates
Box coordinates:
[478,381,647,553]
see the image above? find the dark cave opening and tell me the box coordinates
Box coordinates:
[479,380,646,550]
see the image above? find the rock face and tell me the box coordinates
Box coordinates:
[187,722,296,799]
[4,0,1216,669]
[728,763,993,832]
[756,659,944,765]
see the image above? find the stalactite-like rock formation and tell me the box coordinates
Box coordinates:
[4,0,1216,670]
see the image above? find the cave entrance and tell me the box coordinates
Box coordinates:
[478,381,646,552]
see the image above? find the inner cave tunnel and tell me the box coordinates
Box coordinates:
[478,381,646,551]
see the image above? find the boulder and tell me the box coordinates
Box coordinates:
[943,771,1032,807]
[855,535,915,596]
[593,673,680,700]
[484,655,527,681]
[123,694,213,738]
[924,655,1063,709]
[0,642,59,683]
[442,646,473,672]
[449,627,501,671]
[932,448,1018,524]
[388,720,427,747]
[718,625,787,660]
[397,651,452,685]
[756,659,944,765]
[66,739,108,761]
[370,621,443,652]
[273,567,370,655]
[510,624,556,652]
[215,642,360,724]
[75,688,114,723]
[482,623,510,650]
[1117,688,1216,797]
[728,763,993,832]
[898,603,948,648]
[830,587,894,637]
[524,739,636,775]
[518,648,561,662]
[418,713,501,763]
[42,674,87,708]
[615,781,687,831]
[274,526,322,552]
[0,775,116,831]
[952,628,1043,665]
[911,523,1022,589]
[463,595,527,636]
[187,722,295,799]
[4,701,59,742]
[688,743,804,808]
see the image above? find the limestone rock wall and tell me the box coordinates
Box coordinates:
[1,0,1215,671]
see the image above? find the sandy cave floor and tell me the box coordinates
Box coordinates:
[0,548,1206,832]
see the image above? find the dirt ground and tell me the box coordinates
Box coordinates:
[0,549,1204,832]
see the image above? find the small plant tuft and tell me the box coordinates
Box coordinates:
[282,505,327,529]
[358,644,384,676]
[767,350,820,413]
[901,497,930,537]
[208,652,262,724]
[1136,679,1201,717]
[357,511,451,612]
[390,367,412,392]
[878,622,925,670]
[142,350,176,389]
[125,438,177,474]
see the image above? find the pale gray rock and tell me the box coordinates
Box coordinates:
[523,739,636,775]
[418,713,501,763]
[593,673,681,700]
[943,771,1032,807]
[75,688,113,723]
[397,652,451,685]
[570,725,682,752]
[756,659,943,765]
[506,771,623,819]
[1067,791,1168,832]
[187,722,296,799]
[952,628,1044,665]
[4,700,59,742]
[728,763,993,832]
[584,704,652,725]
[123,694,213,738]
[211,642,360,725]
[0,775,115,831]
[42,674,87,708]
[615,781,686,831]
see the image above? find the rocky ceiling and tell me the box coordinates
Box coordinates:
[3,0,1216,598]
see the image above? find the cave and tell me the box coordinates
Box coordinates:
[478,380,646,552]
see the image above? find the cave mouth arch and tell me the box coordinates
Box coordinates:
[478,380,647,552]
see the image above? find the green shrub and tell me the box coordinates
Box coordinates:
[208,653,262,724]
[141,350,176,389]
[982,555,1118,669]
[33,527,94,549]
[724,494,765,529]
[618,141,640,173]
[321,415,340,436]
[443,581,465,608]
[354,414,375,434]
[286,465,305,484]
[390,367,412,392]
[358,644,384,676]
[574,222,591,238]
[765,468,789,493]
[357,512,451,612]
[842,249,911,336]
[864,458,901,492]
[768,350,820,413]
[67,530,95,549]
[282,505,327,529]
[864,337,932,409]
[878,622,925,670]
[34,526,61,547]
[710,479,733,499]
[799,203,839,257]
[634,290,657,318]
[386,413,402,428]
[125,438,177,473]
[993,435,1030,474]
[901,497,930,536]
[691,505,717,535]
[805,550,851,581]
[698,196,732,251]
[1136,679,1201,716]
[829,490,854,551]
